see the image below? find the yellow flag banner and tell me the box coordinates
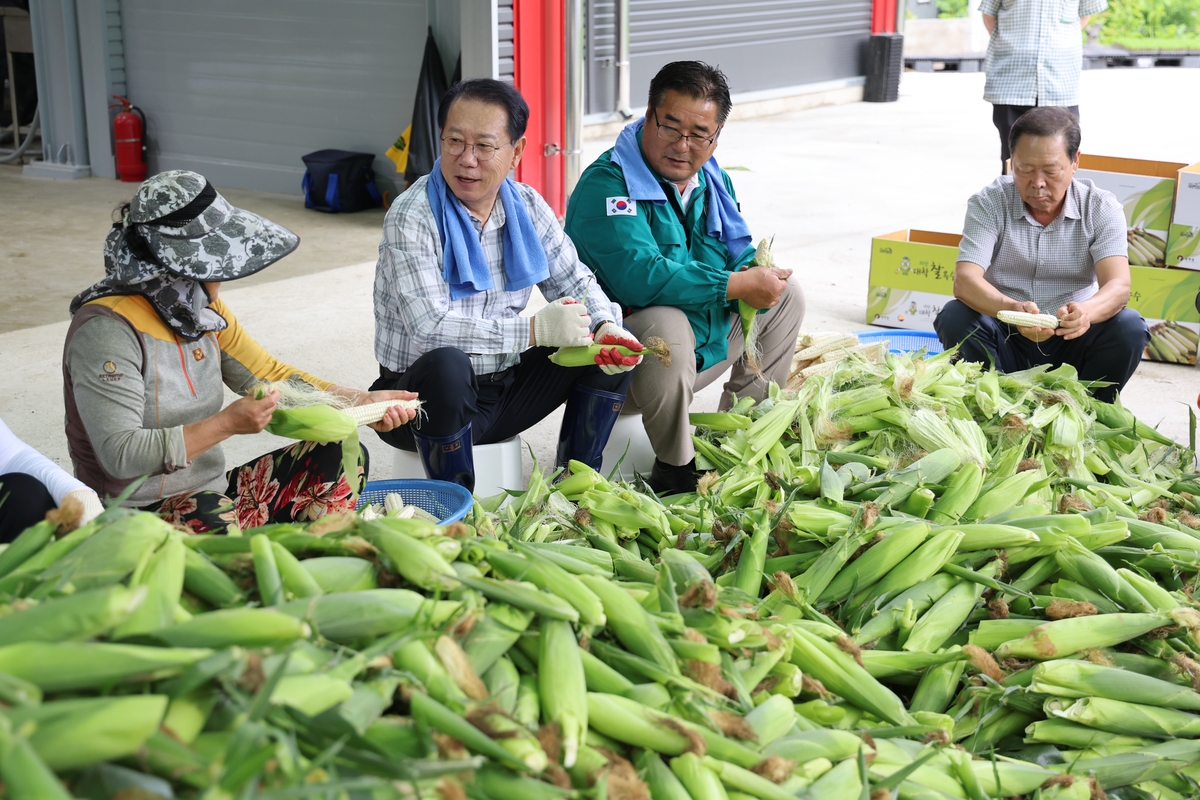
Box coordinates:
[386,124,413,174]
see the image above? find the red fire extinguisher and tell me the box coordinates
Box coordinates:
[110,95,146,183]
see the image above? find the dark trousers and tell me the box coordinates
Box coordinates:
[934,299,1148,403]
[370,347,632,451]
[992,104,1079,174]
[0,473,56,544]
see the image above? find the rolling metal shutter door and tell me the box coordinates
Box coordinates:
[499,0,515,82]
[588,0,871,114]
[119,0,427,194]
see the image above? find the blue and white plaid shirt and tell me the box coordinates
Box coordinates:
[374,175,621,375]
[957,176,1128,313]
[980,0,1107,107]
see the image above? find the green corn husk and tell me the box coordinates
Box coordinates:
[704,756,797,800]
[360,521,458,591]
[0,641,212,692]
[0,583,147,646]
[114,535,186,638]
[784,625,915,726]
[763,729,869,763]
[581,647,636,695]
[733,510,771,596]
[794,529,870,604]
[249,533,283,605]
[1050,696,1200,739]
[0,717,73,800]
[408,691,532,772]
[951,524,1042,551]
[540,619,588,767]
[1058,739,1200,788]
[38,512,172,590]
[928,462,985,525]
[466,710,549,773]
[994,612,1172,660]
[483,656,521,714]
[638,749,692,800]
[671,752,729,800]
[278,589,458,643]
[392,639,470,709]
[1025,718,1151,749]
[475,765,573,800]
[805,758,863,799]
[456,575,580,622]
[515,673,540,728]
[902,563,995,653]
[818,522,930,605]
[143,606,307,648]
[300,556,378,593]
[463,603,535,676]
[489,548,606,625]
[586,693,695,755]
[1031,660,1200,711]
[270,540,324,599]
[963,469,1048,522]
[854,573,958,645]
[857,529,964,607]
[744,694,799,745]
[0,521,55,580]
[579,574,679,675]
[909,657,968,714]
[6,695,168,770]
[264,404,360,499]
[182,547,245,607]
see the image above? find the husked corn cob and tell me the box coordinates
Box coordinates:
[343,399,423,426]
[998,310,1060,329]
[794,333,858,361]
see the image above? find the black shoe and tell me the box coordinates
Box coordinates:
[647,458,698,495]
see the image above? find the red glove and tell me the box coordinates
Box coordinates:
[594,321,644,375]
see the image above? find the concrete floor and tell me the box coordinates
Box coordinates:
[1,69,1197,488]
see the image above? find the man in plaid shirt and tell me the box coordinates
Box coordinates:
[982,0,1106,172]
[370,79,644,490]
[935,108,1148,403]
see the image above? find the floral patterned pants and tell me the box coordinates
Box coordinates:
[143,441,368,533]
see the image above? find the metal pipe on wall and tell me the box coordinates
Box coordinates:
[59,0,90,168]
[615,0,632,118]
[563,0,584,196]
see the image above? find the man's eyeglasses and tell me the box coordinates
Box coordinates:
[441,136,511,162]
[652,109,720,148]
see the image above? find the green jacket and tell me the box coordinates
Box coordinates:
[564,144,755,370]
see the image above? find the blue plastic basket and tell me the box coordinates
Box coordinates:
[355,479,474,525]
[854,329,944,356]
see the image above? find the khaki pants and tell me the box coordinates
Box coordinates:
[623,278,806,466]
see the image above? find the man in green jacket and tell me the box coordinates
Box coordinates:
[565,61,805,493]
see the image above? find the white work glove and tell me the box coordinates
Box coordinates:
[533,297,592,348]
[65,489,105,525]
[593,321,645,375]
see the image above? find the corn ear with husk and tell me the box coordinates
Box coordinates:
[0,641,211,692]
[261,401,362,499]
[578,574,678,674]
[6,694,168,770]
[994,612,1173,660]
[539,619,588,767]
[359,520,458,591]
[0,716,73,800]
[1031,660,1200,711]
[738,237,775,376]
[1049,696,1200,739]
[670,752,730,800]
[144,606,308,648]
[300,556,377,593]
[0,583,147,647]
[114,535,186,638]
[550,336,672,367]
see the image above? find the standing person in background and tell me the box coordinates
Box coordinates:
[565,61,805,495]
[981,0,1105,173]
[0,418,103,542]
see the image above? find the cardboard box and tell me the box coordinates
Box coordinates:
[1075,154,1185,269]
[1129,266,1200,365]
[865,229,959,330]
[1167,161,1200,271]
[865,227,1200,364]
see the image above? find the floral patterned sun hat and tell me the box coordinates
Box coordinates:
[106,169,299,283]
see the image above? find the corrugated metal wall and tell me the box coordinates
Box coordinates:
[587,0,871,115]
[120,0,427,194]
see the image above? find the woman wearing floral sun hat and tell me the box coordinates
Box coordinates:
[62,170,417,533]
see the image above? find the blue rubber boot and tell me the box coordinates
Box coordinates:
[413,423,475,492]
[555,385,626,471]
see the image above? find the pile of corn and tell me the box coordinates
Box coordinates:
[1,348,1199,799]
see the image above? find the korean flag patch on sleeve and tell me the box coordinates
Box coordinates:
[606,197,637,216]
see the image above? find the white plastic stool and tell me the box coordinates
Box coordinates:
[600,413,656,481]
[391,436,524,498]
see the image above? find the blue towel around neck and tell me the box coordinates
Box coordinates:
[426,158,550,300]
[610,117,753,259]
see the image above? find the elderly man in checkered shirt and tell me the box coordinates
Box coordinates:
[370,79,645,491]
[981,0,1106,173]
[935,108,1148,403]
